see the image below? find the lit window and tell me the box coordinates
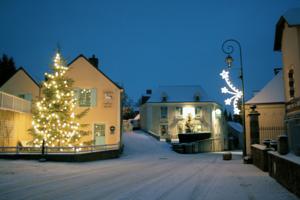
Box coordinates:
[161,106,168,119]
[79,89,91,107]
[74,88,97,107]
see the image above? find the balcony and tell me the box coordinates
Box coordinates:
[0,91,31,113]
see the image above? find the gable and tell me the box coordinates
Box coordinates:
[0,68,40,98]
[274,8,300,51]
[67,55,122,91]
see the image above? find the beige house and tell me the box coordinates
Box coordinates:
[274,8,300,155]
[245,71,285,155]
[0,68,38,146]
[0,67,40,101]
[66,55,123,146]
[0,54,123,148]
[140,86,227,151]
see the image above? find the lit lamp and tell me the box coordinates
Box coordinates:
[221,39,247,159]
[225,55,233,68]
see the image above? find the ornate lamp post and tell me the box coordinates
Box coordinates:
[221,39,246,157]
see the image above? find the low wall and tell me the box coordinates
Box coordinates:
[0,146,124,162]
[268,151,300,198]
[251,144,273,171]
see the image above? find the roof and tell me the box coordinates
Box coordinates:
[246,71,284,104]
[146,85,214,103]
[68,54,123,90]
[1,67,40,88]
[228,121,243,133]
[274,8,300,51]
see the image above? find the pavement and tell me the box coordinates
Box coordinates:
[0,131,298,200]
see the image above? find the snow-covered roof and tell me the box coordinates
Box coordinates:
[274,8,300,51]
[146,85,214,103]
[246,71,284,104]
[228,121,243,133]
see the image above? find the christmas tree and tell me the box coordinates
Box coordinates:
[30,52,82,147]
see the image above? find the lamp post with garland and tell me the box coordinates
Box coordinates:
[221,39,246,158]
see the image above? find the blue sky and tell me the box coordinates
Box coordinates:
[1,0,300,111]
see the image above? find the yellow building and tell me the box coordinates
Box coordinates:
[66,55,123,146]
[0,54,123,148]
[274,8,300,155]
[0,67,40,101]
[140,86,227,151]
[0,67,38,146]
[245,71,285,155]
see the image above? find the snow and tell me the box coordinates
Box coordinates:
[228,121,243,133]
[283,8,300,26]
[246,71,284,104]
[0,131,298,200]
[147,85,214,103]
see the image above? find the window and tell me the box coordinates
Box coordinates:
[75,88,97,107]
[175,107,183,117]
[79,89,91,106]
[160,125,168,136]
[195,106,202,117]
[161,106,168,119]
[18,93,32,101]
[288,69,295,98]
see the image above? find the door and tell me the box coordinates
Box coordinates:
[94,124,105,145]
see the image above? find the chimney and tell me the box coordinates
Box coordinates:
[273,67,282,75]
[89,54,99,68]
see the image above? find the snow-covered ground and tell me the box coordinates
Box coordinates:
[0,131,298,200]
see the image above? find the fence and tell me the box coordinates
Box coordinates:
[0,91,31,113]
[259,126,286,143]
[0,143,120,154]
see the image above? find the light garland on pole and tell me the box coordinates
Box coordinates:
[220,69,243,115]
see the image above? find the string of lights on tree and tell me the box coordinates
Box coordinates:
[219,69,243,115]
[30,52,82,148]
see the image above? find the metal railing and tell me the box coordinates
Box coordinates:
[259,126,286,143]
[0,91,31,113]
[0,143,120,154]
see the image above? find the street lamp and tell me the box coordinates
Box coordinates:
[221,39,246,158]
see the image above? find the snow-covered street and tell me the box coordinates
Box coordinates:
[0,131,298,200]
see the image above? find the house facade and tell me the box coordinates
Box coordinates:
[0,68,39,146]
[245,70,285,155]
[0,54,123,148]
[140,86,227,151]
[65,55,123,146]
[274,8,300,155]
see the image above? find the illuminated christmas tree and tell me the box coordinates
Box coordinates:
[30,52,82,147]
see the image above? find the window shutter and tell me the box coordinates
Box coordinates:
[91,88,97,107]
[73,88,80,106]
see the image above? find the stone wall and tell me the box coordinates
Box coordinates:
[251,144,272,171]
[268,151,300,198]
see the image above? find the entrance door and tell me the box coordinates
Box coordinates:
[94,124,105,145]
